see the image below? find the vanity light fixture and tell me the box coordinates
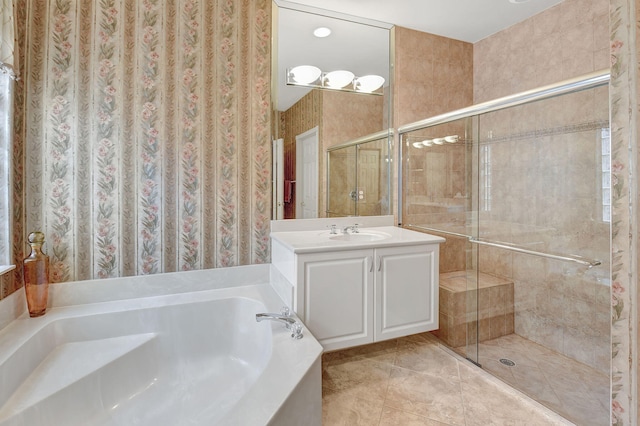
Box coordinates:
[354,75,385,93]
[288,65,322,85]
[313,27,332,38]
[410,135,460,148]
[286,66,385,95]
[324,70,355,89]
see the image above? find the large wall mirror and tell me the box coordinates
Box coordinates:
[271,0,393,220]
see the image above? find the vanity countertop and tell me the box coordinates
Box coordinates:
[270,225,445,254]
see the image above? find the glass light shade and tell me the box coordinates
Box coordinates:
[412,142,424,149]
[355,75,385,93]
[289,65,321,85]
[445,135,459,143]
[313,27,331,38]
[433,138,445,145]
[421,140,433,147]
[324,70,355,89]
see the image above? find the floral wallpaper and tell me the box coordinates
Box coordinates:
[610,0,637,424]
[13,0,271,283]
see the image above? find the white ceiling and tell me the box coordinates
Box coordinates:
[279,0,563,42]
[274,0,563,111]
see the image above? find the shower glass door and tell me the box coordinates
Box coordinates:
[326,132,392,218]
[471,84,610,425]
[400,115,480,363]
[327,146,357,217]
[400,71,611,425]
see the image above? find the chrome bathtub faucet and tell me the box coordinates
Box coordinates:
[256,307,303,339]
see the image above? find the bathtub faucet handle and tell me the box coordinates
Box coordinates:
[280,306,290,317]
[290,322,303,340]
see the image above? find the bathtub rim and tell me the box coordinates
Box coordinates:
[0,266,323,426]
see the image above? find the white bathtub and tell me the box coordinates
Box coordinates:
[0,265,322,425]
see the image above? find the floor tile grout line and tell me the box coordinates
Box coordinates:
[375,346,396,426]
[454,357,470,426]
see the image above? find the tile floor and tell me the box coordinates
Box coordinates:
[322,332,575,425]
[472,334,609,426]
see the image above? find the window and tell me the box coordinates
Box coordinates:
[0,68,12,266]
[1,0,16,268]
[601,127,611,223]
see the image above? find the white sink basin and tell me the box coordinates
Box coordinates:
[329,232,390,242]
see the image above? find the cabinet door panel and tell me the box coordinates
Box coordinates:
[299,250,373,351]
[376,245,439,341]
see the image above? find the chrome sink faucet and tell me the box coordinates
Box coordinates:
[342,223,360,234]
[256,307,303,339]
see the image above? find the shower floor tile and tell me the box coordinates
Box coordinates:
[322,333,574,426]
[469,334,609,426]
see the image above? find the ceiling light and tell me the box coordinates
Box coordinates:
[313,27,331,38]
[508,0,529,3]
[354,75,385,93]
[289,65,321,85]
[324,70,355,89]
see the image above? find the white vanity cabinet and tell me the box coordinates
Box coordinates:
[374,244,439,342]
[296,249,375,351]
[276,238,441,351]
[270,222,444,352]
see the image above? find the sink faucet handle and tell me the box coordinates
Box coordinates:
[353,223,360,233]
[280,306,291,317]
[327,224,338,234]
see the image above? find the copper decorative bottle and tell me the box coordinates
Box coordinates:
[23,231,50,317]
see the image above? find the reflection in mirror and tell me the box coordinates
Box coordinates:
[327,130,392,218]
[272,1,392,219]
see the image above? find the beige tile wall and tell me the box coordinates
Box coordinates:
[322,91,385,217]
[472,0,610,373]
[394,27,473,128]
[279,89,383,218]
[474,0,609,102]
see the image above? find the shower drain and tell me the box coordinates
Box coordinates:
[499,358,516,367]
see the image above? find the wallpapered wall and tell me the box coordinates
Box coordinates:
[10,0,271,287]
[278,89,321,219]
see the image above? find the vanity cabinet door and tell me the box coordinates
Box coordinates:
[296,249,374,352]
[374,244,439,342]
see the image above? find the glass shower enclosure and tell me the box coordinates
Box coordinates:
[399,70,611,425]
[326,130,392,217]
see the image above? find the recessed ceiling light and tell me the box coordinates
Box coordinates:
[313,27,331,38]
[509,0,529,3]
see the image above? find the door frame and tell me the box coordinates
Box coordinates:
[272,138,284,220]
